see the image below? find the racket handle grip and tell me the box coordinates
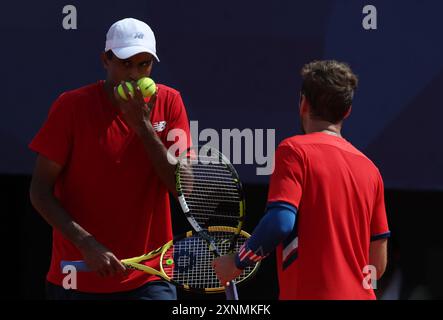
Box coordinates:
[60,260,90,272]
[225,281,239,300]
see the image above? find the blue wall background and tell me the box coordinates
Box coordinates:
[1,0,442,189]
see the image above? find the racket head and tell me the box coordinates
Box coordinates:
[61,227,259,294]
[154,226,260,293]
[121,242,174,281]
[175,145,246,242]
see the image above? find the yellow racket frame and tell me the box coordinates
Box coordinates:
[122,226,260,293]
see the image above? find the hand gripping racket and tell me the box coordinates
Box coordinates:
[175,145,246,299]
[60,226,259,293]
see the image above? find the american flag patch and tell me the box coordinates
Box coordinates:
[238,243,264,263]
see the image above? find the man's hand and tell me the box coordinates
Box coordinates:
[112,80,177,195]
[212,254,243,286]
[78,236,126,278]
[113,81,158,136]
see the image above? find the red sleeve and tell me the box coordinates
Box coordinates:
[28,93,74,167]
[164,92,192,157]
[267,141,304,209]
[370,173,390,240]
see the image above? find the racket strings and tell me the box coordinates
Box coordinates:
[164,231,255,289]
[178,157,242,228]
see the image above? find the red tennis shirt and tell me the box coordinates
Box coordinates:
[268,132,390,300]
[29,81,191,293]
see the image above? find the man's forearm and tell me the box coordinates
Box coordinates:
[30,186,93,250]
[137,121,178,196]
[235,203,297,269]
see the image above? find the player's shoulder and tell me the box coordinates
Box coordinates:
[157,83,181,99]
[278,135,312,152]
[280,135,309,146]
[50,82,100,114]
[62,82,99,98]
[359,152,383,178]
[276,135,306,159]
[55,82,101,106]
[278,133,372,159]
[281,133,338,147]
[156,84,188,119]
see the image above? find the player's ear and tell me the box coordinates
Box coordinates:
[299,95,309,115]
[344,105,352,119]
[101,52,110,69]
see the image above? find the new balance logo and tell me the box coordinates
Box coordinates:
[134,32,144,39]
[153,121,167,132]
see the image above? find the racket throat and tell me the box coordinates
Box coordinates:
[197,230,221,256]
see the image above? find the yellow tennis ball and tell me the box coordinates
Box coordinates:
[117,82,134,100]
[137,77,156,98]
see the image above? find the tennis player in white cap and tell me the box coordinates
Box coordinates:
[29,18,191,300]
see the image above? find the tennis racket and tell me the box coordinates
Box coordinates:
[175,145,246,299]
[60,226,259,293]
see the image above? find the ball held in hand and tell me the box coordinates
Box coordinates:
[117,82,134,100]
[117,77,156,100]
[137,77,156,98]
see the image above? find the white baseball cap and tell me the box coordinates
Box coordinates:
[105,18,160,62]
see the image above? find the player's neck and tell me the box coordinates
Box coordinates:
[304,120,343,137]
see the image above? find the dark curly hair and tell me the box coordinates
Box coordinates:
[301,60,358,123]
